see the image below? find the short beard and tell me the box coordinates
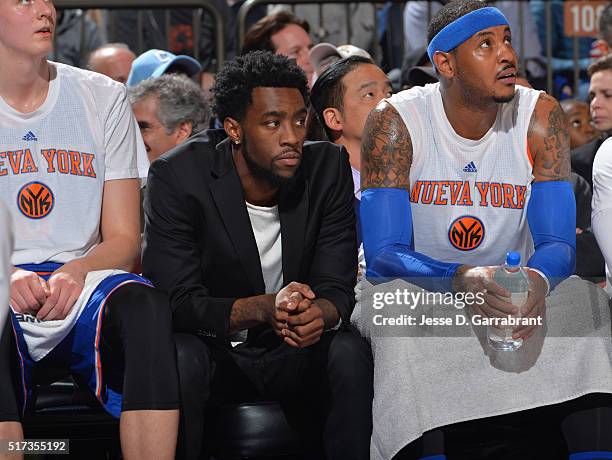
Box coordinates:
[493,91,516,104]
[456,66,516,108]
[242,135,297,188]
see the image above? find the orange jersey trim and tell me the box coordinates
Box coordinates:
[526,143,535,167]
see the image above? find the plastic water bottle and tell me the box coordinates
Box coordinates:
[487,251,529,351]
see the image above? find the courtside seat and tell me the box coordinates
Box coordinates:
[22,376,120,459]
[207,400,303,459]
[23,378,302,460]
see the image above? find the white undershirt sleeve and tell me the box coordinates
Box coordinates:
[591,138,612,296]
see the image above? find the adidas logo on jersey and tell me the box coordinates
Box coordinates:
[22,131,38,141]
[463,161,477,173]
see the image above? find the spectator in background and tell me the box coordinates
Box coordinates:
[51,9,104,68]
[560,100,606,280]
[86,10,109,43]
[269,3,377,58]
[87,43,136,84]
[572,55,612,188]
[309,56,391,199]
[589,3,612,59]
[242,11,314,86]
[108,3,266,74]
[127,49,202,87]
[129,74,209,163]
[571,3,612,184]
[561,99,599,150]
[308,42,372,83]
[531,0,594,99]
[309,56,391,275]
[400,47,437,89]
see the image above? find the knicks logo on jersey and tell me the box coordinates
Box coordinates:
[17,181,54,219]
[448,215,484,251]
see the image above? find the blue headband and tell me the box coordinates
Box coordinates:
[427,7,509,66]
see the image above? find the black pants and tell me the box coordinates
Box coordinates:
[0,283,180,420]
[174,329,373,460]
[393,393,612,459]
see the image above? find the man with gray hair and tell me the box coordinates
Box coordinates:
[129,74,209,162]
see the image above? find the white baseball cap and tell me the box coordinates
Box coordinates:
[309,43,372,79]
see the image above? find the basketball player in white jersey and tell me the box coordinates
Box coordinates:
[0,201,12,336]
[360,0,612,458]
[0,1,179,459]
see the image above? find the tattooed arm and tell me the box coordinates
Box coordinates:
[361,101,412,190]
[515,92,576,330]
[527,93,572,182]
[360,101,467,293]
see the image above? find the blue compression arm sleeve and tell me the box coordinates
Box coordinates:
[527,181,576,290]
[361,188,460,292]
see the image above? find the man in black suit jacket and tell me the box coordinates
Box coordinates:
[142,51,372,460]
[571,137,604,188]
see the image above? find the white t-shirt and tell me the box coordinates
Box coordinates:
[0,61,148,266]
[0,200,12,334]
[592,137,612,296]
[246,201,283,294]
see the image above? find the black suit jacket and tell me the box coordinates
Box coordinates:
[572,172,605,278]
[571,138,605,188]
[142,130,357,345]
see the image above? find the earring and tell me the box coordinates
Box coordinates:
[234,139,241,145]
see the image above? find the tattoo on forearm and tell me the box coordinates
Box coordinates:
[361,102,412,189]
[229,295,272,334]
[528,93,571,181]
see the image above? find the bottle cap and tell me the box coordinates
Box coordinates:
[506,251,521,267]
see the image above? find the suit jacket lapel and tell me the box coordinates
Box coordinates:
[209,139,265,294]
[279,174,308,284]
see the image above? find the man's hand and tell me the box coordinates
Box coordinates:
[274,282,329,348]
[267,282,316,338]
[283,301,325,349]
[454,265,517,319]
[275,282,315,313]
[10,268,49,314]
[36,260,88,321]
[511,269,547,340]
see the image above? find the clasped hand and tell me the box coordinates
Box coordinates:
[268,281,325,349]
[10,260,87,321]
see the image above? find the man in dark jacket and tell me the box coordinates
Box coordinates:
[142,51,372,460]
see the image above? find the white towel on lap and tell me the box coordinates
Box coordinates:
[352,276,612,460]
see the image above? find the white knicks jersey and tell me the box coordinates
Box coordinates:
[0,62,148,266]
[387,83,541,266]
